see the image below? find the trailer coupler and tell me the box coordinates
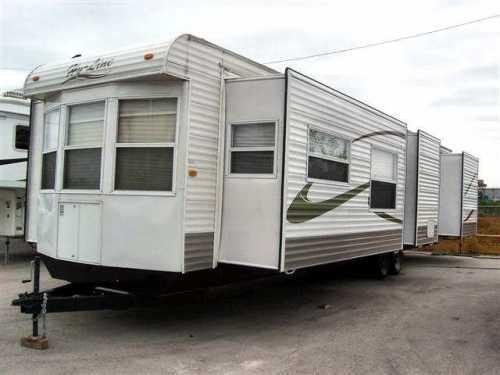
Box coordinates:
[12,283,138,315]
[12,256,140,349]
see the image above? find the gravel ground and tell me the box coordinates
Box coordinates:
[1,251,500,375]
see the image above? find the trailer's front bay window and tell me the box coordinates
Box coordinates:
[229,122,276,175]
[307,128,350,183]
[41,108,60,190]
[115,98,177,191]
[63,101,105,190]
[370,148,397,209]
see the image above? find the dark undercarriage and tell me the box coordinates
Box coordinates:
[39,253,278,293]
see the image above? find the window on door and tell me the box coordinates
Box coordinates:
[370,148,397,209]
[229,122,276,175]
[63,101,105,190]
[41,108,60,190]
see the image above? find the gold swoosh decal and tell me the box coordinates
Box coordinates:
[374,211,402,224]
[287,182,370,224]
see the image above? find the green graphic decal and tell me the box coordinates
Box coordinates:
[352,130,406,144]
[464,209,475,222]
[374,211,402,224]
[464,173,477,196]
[287,182,370,223]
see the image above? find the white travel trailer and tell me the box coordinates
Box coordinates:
[21,34,406,286]
[403,130,441,247]
[0,94,30,262]
[438,151,479,237]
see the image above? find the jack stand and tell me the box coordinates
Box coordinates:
[20,257,49,350]
[3,237,9,265]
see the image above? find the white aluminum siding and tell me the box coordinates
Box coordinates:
[415,130,441,245]
[282,70,407,270]
[462,153,479,229]
[164,35,277,272]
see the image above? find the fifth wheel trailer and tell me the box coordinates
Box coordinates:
[438,151,479,237]
[0,94,30,262]
[403,130,441,247]
[16,34,407,313]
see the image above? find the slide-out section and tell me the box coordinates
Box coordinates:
[404,131,441,246]
[282,69,406,271]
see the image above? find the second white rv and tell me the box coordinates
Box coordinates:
[0,94,30,262]
[438,151,479,237]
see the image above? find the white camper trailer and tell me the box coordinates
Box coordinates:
[0,95,30,262]
[403,130,441,247]
[21,35,406,286]
[438,151,479,237]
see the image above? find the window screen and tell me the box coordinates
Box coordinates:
[15,125,30,150]
[229,122,276,175]
[63,101,105,190]
[232,123,275,147]
[115,148,173,191]
[307,128,349,182]
[118,98,177,143]
[308,156,349,182]
[63,149,102,189]
[41,152,56,190]
[370,180,396,209]
[67,102,104,146]
[115,98,177,191]
[309,128,349,160]
[370,148,397,209]
[41,109,60,189]
[44,109,60,152]
[371,148,395,181]
[231,151,274,174]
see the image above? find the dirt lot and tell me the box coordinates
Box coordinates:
[2,251,500,374]
[430,216,500,255]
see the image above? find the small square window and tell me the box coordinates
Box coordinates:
[370,148,397,209]
[229,122,276,175]
[15,125,30,150]
[307,128,350,183]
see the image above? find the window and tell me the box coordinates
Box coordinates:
[370,148,397,209]
[229,122,276,175]
[41,109,60,190]
[15,125,30,150]
[115,98,177,191]
[63,101,105,189]
[307,128,350,183]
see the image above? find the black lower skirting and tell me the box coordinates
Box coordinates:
[38,254,276,291]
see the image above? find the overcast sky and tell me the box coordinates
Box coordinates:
[1,0,499,184]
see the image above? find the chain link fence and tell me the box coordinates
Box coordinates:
[479,205,500,217]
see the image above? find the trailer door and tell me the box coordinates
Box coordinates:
[218,78,285,270]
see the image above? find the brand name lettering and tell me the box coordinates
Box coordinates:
[64,58,114,83]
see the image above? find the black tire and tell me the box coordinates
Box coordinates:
[389,251,402,275]
[373,253,391,279]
